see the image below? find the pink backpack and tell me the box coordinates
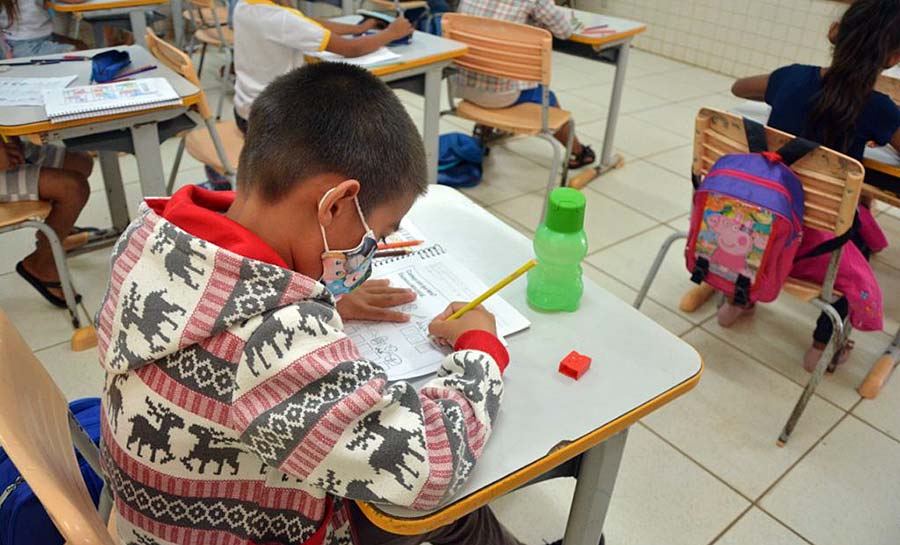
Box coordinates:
[686,119,818,305]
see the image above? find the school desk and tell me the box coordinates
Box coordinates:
[48,0,167,47]
[311,18,467,185]
[0,45,201,241]
[552,8,646,189]
[356,185,703,543]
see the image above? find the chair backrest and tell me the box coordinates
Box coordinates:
[0,309,117,545]
[441,13,552,87]
[145,29,213,120]
[693,108,863,237]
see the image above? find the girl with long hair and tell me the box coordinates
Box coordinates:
[728,0,900,371]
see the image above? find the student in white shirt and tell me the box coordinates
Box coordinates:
[232,0,413,132]
[0,0,86,58]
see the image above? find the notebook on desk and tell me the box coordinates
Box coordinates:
[42,77,182,123]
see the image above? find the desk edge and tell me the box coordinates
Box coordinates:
[357,350,704,535]
[47,0,165,11]
[0,94,202,137]
[569,25,647,46]
[304,47,467,78]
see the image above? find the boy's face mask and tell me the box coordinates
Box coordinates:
[319,188,378,299]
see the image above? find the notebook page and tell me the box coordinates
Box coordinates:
[42,78,181,121]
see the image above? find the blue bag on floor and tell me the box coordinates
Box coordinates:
[438,133,483,188]
[0,398,104,545]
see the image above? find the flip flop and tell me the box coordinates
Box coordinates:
[569,144,597,169]
[15,261,82,309]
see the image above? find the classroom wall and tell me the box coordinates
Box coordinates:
[577,0,849,77]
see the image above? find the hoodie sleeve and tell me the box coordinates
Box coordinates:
[230,300,506,510]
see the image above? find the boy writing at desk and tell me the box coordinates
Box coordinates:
[99,63,534,545]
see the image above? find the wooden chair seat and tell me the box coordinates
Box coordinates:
[782,277,843,303]
[369,0,429,9]
[183,6,228,26]
[0,201,51,229]
[185,120,243,174]
[456,100,571,136]
[194,25,233,47]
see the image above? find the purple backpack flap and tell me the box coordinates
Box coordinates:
[685,118,817,305]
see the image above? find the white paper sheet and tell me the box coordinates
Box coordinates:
[346,229,531,381]
[0,76,76,106]
[309,47,401,67]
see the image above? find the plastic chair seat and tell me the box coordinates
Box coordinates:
[185,120,243,174]
[194,25,233,47]
[183,6,228,25]
[0,201,51,229]
[456,100,572,135]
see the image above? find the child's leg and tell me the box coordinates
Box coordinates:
[20,167,90,297]
[804,296,851,372]
[349,502,525,545]
[61,150,94,180]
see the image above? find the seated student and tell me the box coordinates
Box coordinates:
[1,137,92,307]
[98,63,536,545]
[730,0,900,371]
[455,0,595,169]
[0,0,86,58]
[232,0,414,134]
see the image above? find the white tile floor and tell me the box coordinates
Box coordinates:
[3,42,900,545]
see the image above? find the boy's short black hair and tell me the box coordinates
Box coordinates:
[238,62,427,212]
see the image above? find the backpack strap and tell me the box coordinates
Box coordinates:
[743,117,768,153]
[795,213,860,261]
[690,256,709,284]
[774,138,819,166]
[733,275,751,307]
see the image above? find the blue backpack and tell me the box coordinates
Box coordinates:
[0,398,104,545]
[438,133,484,188]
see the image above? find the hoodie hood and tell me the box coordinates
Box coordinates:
[96,197,332,373]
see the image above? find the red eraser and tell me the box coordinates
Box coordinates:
[559,351,592,380]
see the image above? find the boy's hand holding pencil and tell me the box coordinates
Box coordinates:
[429,303,497,347]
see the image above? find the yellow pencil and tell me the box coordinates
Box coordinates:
[1,134,9,144]
[448,259,537,321]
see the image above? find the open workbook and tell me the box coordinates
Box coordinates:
[42,77,182,123]
[346,222,531,381]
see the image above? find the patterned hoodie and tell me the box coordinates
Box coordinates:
[97,187,507,545]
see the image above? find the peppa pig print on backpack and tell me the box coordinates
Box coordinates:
[685,118,818,305]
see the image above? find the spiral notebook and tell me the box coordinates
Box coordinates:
[42,78,182,123]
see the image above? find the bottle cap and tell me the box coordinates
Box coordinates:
[544,188,586,233]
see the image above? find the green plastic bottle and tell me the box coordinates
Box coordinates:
[527,188,588,312]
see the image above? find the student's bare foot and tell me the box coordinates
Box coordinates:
[716,301,755,327]
[803,340,854,372]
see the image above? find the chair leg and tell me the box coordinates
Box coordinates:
[197,42,208,78]
[778,299,844,446]
[205,117,236,183]
[827,319,853,374]
[167,137,187,195]
[634,231,688,309]
[537,131,563,225]
[28,221,81,329]
[561,119,575,186]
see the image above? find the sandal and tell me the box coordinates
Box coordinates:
[569,145,596,169]
[16,261,82,309]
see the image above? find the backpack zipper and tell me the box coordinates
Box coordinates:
[706,168,802,232]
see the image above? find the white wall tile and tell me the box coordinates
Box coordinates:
[597,0,846,77]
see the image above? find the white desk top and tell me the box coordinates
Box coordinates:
[732,100,900,168]
[326,16,467,75]
[371,185,702,520]
[0,45,200,131]
[562,7,646,45]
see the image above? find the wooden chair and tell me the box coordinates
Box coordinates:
[145,29,239,192]
[0,203,96,351]
[0,309,115,544]
[633,108,863,445]
[441,13,574,222]
[184,0,234,120]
